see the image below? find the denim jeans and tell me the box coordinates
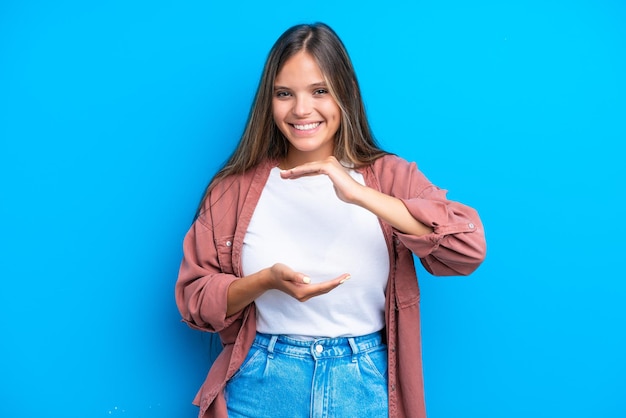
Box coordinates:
[224,331,389,418]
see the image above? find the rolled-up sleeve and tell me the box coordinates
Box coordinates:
[377,155,486,276]
[175,215,242,332]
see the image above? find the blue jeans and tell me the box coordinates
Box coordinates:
[224,331,389,418]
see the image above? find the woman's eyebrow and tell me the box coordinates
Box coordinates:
[273,82,328,90]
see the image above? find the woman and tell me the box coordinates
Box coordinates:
[176,22,486,418]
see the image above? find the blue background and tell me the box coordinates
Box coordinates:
[1,1,625,417]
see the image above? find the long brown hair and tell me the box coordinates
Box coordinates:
[196,23,387,217]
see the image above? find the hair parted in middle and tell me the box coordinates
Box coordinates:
[206,22,388,193]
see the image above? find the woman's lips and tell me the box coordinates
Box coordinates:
[290,122,322,134]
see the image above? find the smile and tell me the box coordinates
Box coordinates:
[291,122,321,131]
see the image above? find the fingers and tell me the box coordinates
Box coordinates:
[279,166,321,180]
[269,264,351,302]
[279,157,341,180]
[279,266,310,284]
[280,158,362,204]
[289,273,351,302]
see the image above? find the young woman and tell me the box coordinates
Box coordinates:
[176,22,486,418]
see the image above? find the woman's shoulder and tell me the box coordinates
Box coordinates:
[210,159,275,195]
[370,153,417,174]
[203,159,275,209]
[364,153,430,196]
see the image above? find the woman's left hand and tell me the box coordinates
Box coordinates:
[281,156,433,237]
[279,156,363,204]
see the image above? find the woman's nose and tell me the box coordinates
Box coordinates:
[292,95,313,116]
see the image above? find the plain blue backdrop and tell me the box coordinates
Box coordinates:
[1,1,625,417]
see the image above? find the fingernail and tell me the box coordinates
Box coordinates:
[339,275,351,284]
[302,276,311,284]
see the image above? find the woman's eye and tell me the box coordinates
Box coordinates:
[275,91,291,98]
[314,89,328,95]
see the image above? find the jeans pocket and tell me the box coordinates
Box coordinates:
[227,345,264,383]
[361,346,388,381]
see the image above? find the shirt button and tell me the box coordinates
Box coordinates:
[468,223,475,229]
[315,344,323,353]
[226,241,232,247]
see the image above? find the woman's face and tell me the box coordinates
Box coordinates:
[272,51,341,167]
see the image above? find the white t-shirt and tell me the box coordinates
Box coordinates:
[241,167,390,338]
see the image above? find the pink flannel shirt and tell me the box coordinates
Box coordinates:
[176,154,486,417]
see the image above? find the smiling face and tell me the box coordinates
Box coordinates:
[272,51,341,168]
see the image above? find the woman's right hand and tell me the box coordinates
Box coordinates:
[226,263,350,316]
[266,263,350,302]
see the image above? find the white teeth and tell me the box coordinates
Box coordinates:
[293,122,321,131]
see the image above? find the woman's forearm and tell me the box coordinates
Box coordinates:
[353,185,433,237]
[226,268,271,316]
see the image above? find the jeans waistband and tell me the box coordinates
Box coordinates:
[252,331,384,359]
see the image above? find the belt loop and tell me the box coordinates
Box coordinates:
[267,335,278,359]
[348,337,358,363]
